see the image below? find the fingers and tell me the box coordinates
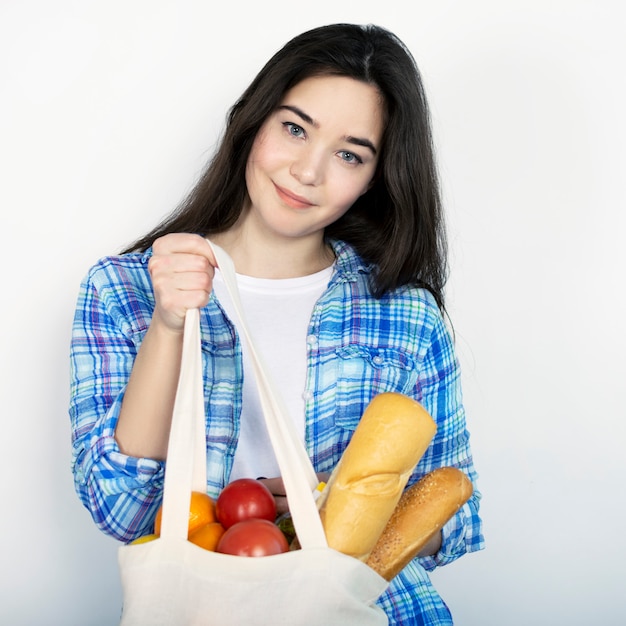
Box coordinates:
[152,233,218,267]
[258,477,285,498]
[257,477,288,516]
[274,495,290,516]
[148,234,218,331]
[316,471,330,484]
[258,473,331,517]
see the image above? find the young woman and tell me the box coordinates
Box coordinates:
[70,23,484,624]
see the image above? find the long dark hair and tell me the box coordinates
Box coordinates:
[123,23,448,308]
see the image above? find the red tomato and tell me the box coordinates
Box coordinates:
[216,519,289,557]
[216,478,276,529]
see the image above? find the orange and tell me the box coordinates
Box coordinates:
[154,491,217,536]
[188,522,226,551]
[129,533,158,545]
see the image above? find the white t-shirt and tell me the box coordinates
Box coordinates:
[212,264,333,481]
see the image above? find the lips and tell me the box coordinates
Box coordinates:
[273,183,315,209]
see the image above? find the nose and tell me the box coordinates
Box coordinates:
[289,147,324,186]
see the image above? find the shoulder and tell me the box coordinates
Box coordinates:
[330,239,443,324]
[83,249,153,292]
[77,249,155,334]
[331,238,441,301]
[391,284,443,329]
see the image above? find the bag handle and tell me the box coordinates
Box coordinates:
[159,241,328,550]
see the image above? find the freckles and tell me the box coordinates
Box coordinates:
[251,133,278,163]
[248,130,270,163]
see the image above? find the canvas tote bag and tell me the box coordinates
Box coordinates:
[118,242,389,625]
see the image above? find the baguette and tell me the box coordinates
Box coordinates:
[366,467,473,580]
[317,392,437,561]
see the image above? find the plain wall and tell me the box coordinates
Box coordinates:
[1,1,624,624]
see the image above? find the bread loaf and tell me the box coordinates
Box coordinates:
[366,467,473,580]
[317,392,437,561]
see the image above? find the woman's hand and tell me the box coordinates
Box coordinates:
[148,233,218,332]
[259,473,330,516]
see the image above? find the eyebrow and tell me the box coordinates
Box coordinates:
[278,104,378,155]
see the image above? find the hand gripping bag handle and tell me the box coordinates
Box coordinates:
[159,241,328,549]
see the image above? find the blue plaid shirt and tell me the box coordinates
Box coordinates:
[70,239,484,625]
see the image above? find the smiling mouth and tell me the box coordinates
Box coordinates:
[273,183,315,209]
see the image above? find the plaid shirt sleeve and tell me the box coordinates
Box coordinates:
[400,298,484,570]
[374,294,484,624]
[69,254,165,542]
[411,306,484,571]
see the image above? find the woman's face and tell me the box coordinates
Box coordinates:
[244,74,385,245]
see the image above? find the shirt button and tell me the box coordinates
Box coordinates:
[306,335,317,346]
[373,355,384,366]
[302,391,313,401]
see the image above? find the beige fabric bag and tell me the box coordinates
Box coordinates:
[118,242,389,625]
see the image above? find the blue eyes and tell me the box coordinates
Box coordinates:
[284,122,305,137]
[282,122,363,164]
[339,151,362,164]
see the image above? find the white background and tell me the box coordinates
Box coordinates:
[1,1,624,624]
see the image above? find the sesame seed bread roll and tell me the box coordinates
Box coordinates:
[317,392,437,561]
[366,467,473,581]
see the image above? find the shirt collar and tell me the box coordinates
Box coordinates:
[328,239,373,282]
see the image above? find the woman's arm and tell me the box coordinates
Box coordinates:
[411,304,485,569]
[114,234,217,460]
[70,233,217,541]
[113,316,183,460]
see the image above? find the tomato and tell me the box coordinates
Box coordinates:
[216,518,289,557]
[216,478,277,529]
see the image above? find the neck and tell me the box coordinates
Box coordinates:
[210,229,334,279]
